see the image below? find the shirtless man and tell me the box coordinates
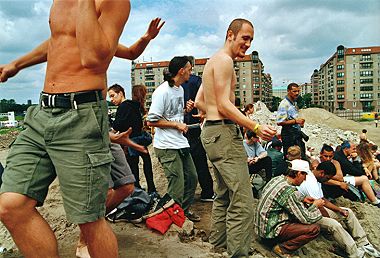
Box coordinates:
[195,18,276,257]
[0,1,131,257]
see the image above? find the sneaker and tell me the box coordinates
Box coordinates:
[272,244,300,258]
[355,246,366,258]
[106,208,143,223]
[185,210,201,222]
[143,193,175,219]
[361,243,380,257]
[149,191,161,200]
[200,194,216,202]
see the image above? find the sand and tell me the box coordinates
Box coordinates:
[1,107,380,257]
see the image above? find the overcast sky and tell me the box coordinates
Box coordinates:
[1,0,379,104]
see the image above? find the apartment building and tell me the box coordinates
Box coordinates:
[131,51,272,109]
[272,87,288,99]
[313,45,380,112]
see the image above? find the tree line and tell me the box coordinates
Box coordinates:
[0,99,33,114]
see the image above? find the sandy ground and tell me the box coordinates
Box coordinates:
[1,108,380,257]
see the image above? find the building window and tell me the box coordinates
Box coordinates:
[360,63,373,69]
[337,72,344,78]
[360,79,373,84]
[360,71,373,77]
[361,54,371,61]
[360,86,373,91]
[145,82,155,87]
[353,79,356,84]
[337,80,344,85]
[337,65,344,70]
[360,93,373,99]
[352,64,356,69]
[337,87,344,92]
[353,102,357,107]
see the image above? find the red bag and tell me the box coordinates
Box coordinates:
[145,204,186,234]
[146,210,173,234]
[166,204,186,227]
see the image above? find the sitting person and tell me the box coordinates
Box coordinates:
[298,161,380,258]
[287,145,302,161]
[255,159,323,258]
[311,144,353,201]
[356,142,379,183]
[334,141,380,206]
[266,138,288,177]
[243,130,272,182]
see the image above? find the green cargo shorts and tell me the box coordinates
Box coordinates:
[0,97,113,224]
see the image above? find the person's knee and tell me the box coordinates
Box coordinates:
[309,224,320,236]
[0,193,36,224]
[79,218,106,234]
[327,218,342,232]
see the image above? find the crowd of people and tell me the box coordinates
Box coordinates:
[0,1,379,258]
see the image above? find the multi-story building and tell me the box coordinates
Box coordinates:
[312,45,380,112]
[131,51,272,109]
[272,87,288,99]
[300,82,312,95]
[310,69,319,105]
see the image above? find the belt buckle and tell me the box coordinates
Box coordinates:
[41,93,57,108]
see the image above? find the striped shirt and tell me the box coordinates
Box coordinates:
[254,175,322,239]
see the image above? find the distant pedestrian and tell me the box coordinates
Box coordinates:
[277,83,307,160]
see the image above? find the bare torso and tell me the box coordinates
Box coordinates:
[45,0,107,93]
[202,50,236,120]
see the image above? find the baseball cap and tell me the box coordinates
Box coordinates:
[289,159,310,174]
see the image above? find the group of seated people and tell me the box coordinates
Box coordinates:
[246,130,380,257]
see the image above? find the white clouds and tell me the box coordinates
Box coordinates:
[0,0,379,103]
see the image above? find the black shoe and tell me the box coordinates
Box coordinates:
[106,208,143,223]
[185,210,201,222]
[143,193,175,218]
[200,194,216,202]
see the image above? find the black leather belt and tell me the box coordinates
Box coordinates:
[40,90,103,108]
[204,119,235,126]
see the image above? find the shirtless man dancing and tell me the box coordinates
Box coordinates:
[195,18,276,257]
[0,1,130,257]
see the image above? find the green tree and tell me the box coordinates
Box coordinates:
[270,96,282,112]
[302,93,312,108]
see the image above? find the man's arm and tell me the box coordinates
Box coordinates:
[213,57,275,140]
[322,198,349,217]
[115,18,164,60]
[147,120,188,133]
[277,118,304,127]
[109,129,147,154]
[77,0,130,68]
[284,191,323,224]
[0,40,49,82]
[194,84,206,113]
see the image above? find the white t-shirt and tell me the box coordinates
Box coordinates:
[147,81,189,149]
[297,172,324,199]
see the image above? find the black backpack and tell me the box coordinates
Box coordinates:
[107,188,153,222]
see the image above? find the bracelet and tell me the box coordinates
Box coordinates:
[253,123,260,134]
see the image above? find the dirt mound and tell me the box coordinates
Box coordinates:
[300,108,358,130]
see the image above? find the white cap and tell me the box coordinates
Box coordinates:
[289,159,310,173]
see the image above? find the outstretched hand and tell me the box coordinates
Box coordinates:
[109,128,148,154]
[0,63,19,83]
[145,18,165,41]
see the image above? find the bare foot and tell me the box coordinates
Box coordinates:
[76,243,91,258]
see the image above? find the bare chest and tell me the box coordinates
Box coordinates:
[49,0,101,36]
